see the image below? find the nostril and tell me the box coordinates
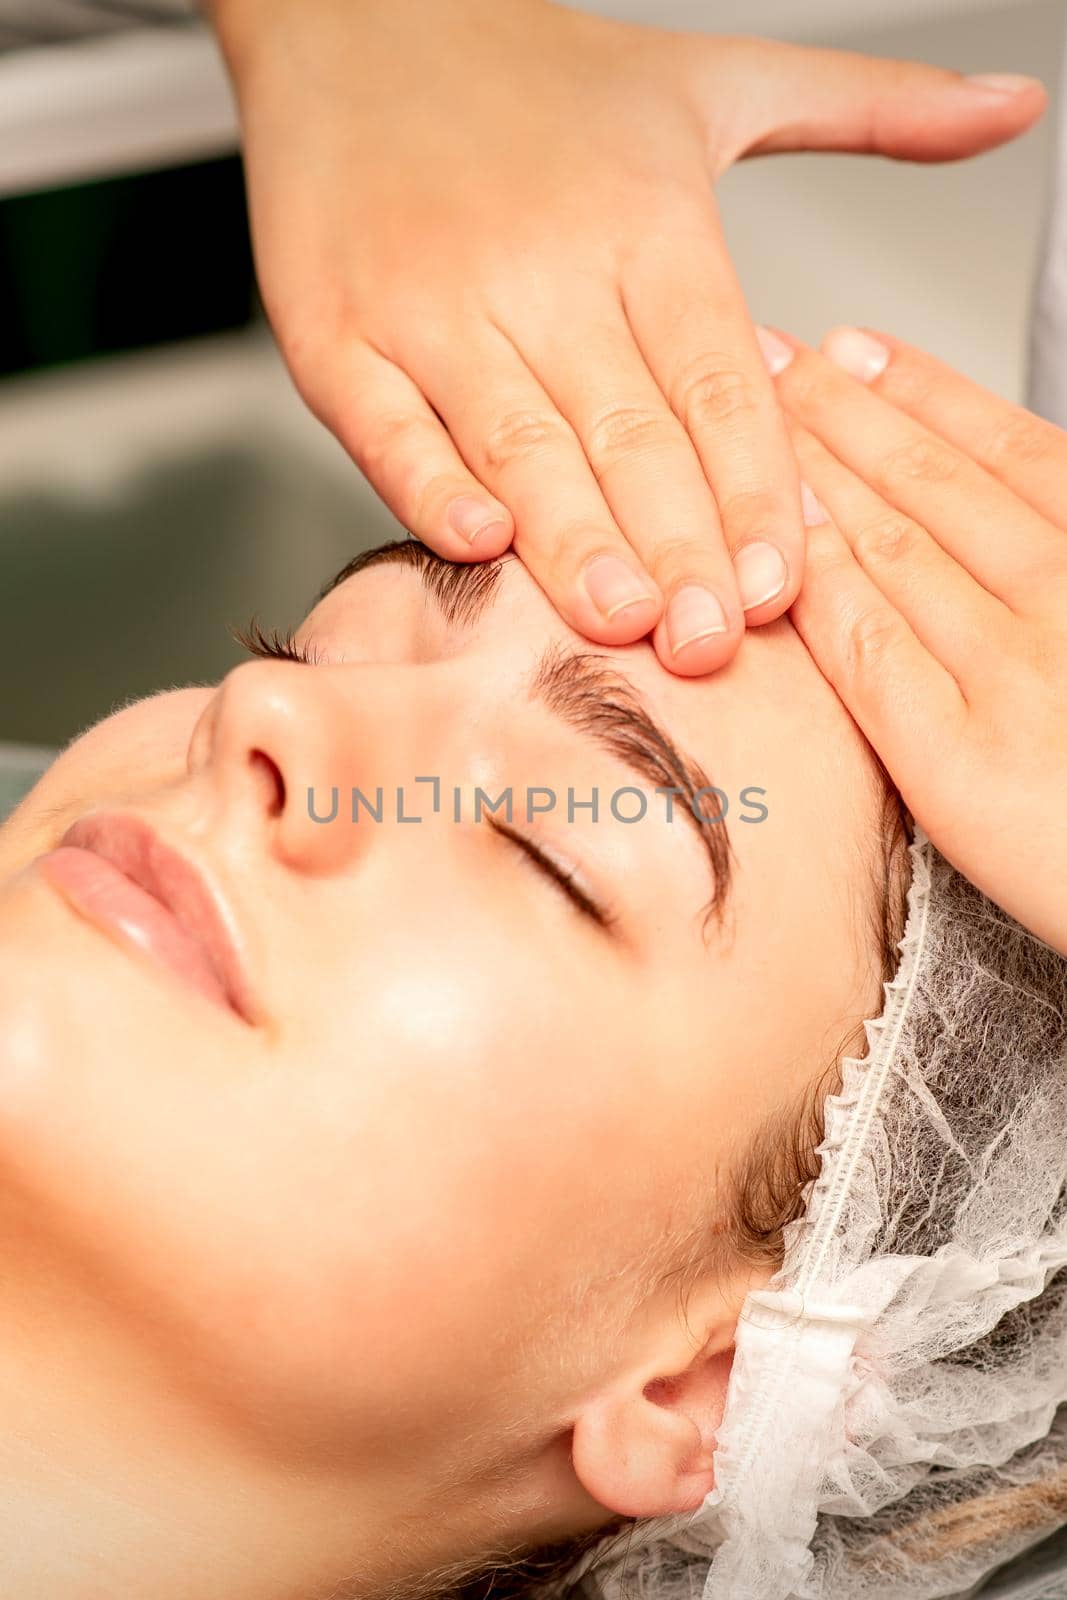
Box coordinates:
[249,749,285,818]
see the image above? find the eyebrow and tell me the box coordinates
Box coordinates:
[528,644,733,933]
[317,539,734,932]
[316,537,505,626]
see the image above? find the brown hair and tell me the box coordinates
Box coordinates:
[456,787,1067,1600]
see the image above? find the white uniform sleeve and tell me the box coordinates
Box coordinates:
[1028,16,1067,427]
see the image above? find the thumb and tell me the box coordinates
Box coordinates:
[703,39,1046,165]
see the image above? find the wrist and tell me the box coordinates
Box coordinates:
[203,0,463,91]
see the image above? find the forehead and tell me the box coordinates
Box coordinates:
[298,547,864,798]
[298,546,890,1066]
[297,550,889,982]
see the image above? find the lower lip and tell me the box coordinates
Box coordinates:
[38,846,234,1016]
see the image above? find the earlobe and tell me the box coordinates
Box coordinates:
[570,1342,735,1520]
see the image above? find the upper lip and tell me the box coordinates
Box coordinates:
[57,811,258,1025]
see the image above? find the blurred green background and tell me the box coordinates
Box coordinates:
[0,152,401,751]
[0,156,253,374]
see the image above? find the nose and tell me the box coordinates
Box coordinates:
[187,659,425,876]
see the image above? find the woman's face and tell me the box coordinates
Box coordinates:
[0,547,887,1489]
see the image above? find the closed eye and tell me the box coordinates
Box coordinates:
[489,819,617,934]
[231,617,619,933]
[230,619,323,666]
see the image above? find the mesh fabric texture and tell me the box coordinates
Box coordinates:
[572,825,1067,1600]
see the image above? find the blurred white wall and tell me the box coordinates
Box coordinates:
[716,0,1064,399]
[565,0,1044,36]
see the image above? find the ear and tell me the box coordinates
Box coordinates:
[569,1289,741,1520]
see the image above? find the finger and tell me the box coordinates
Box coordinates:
[786,418,1011,684]
[509,297,746,676]
[703,38,1046,163]
[821,326,1067,533]
[770,333,1063,612]
[790,494,967,799]
[413,323,664,644]
[293,337,516,563]
[622,219,803,625]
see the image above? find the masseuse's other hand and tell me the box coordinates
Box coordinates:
[207,0,1043,676]
[764,328,1067,957]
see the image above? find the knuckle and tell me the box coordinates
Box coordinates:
[672,356,760,432]
[879,436,959,489]
[852,512,920,570]
[279,339,334,425]
[781,366,836,415]
[983,413,1052,470]
[348,408,428,479]
[639,176,712,232]
[718,487,783,545]
[804,534,849,581]
[845,606,904,679]
[271,310,325,378]
[584,403,677,477]
[1019,620,1062,683]
[482,409,571,474]
[535,520,613,578]
[879,359,939,412]
[645,533,711,582]
[275,300,353,390]
[410,470,471,531]
[1001,555,1056,615]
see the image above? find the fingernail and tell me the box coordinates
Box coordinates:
[734,541,788,611]
[755,325,795,377]
[800,482,829,527]
[666,585,729,656]
[822,326,889,384]
[447,495,510,545]
[965,72,1041,95]
[583,554,657,622]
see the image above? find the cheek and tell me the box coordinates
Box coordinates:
[291,927,608,1307]
[265,930,666,1452]
[0,688,211,879]
[0,882,651,1464]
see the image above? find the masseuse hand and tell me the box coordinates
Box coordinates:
[763,327,1067,957]
[205,0,1042,676]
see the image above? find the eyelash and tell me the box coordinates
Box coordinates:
[231,620,320,666]
[490,821,616,933]
[233,621,615,933]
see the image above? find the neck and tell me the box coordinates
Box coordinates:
[0,1201,593,1600]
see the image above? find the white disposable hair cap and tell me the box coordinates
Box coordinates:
[573,825,1067,1600]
